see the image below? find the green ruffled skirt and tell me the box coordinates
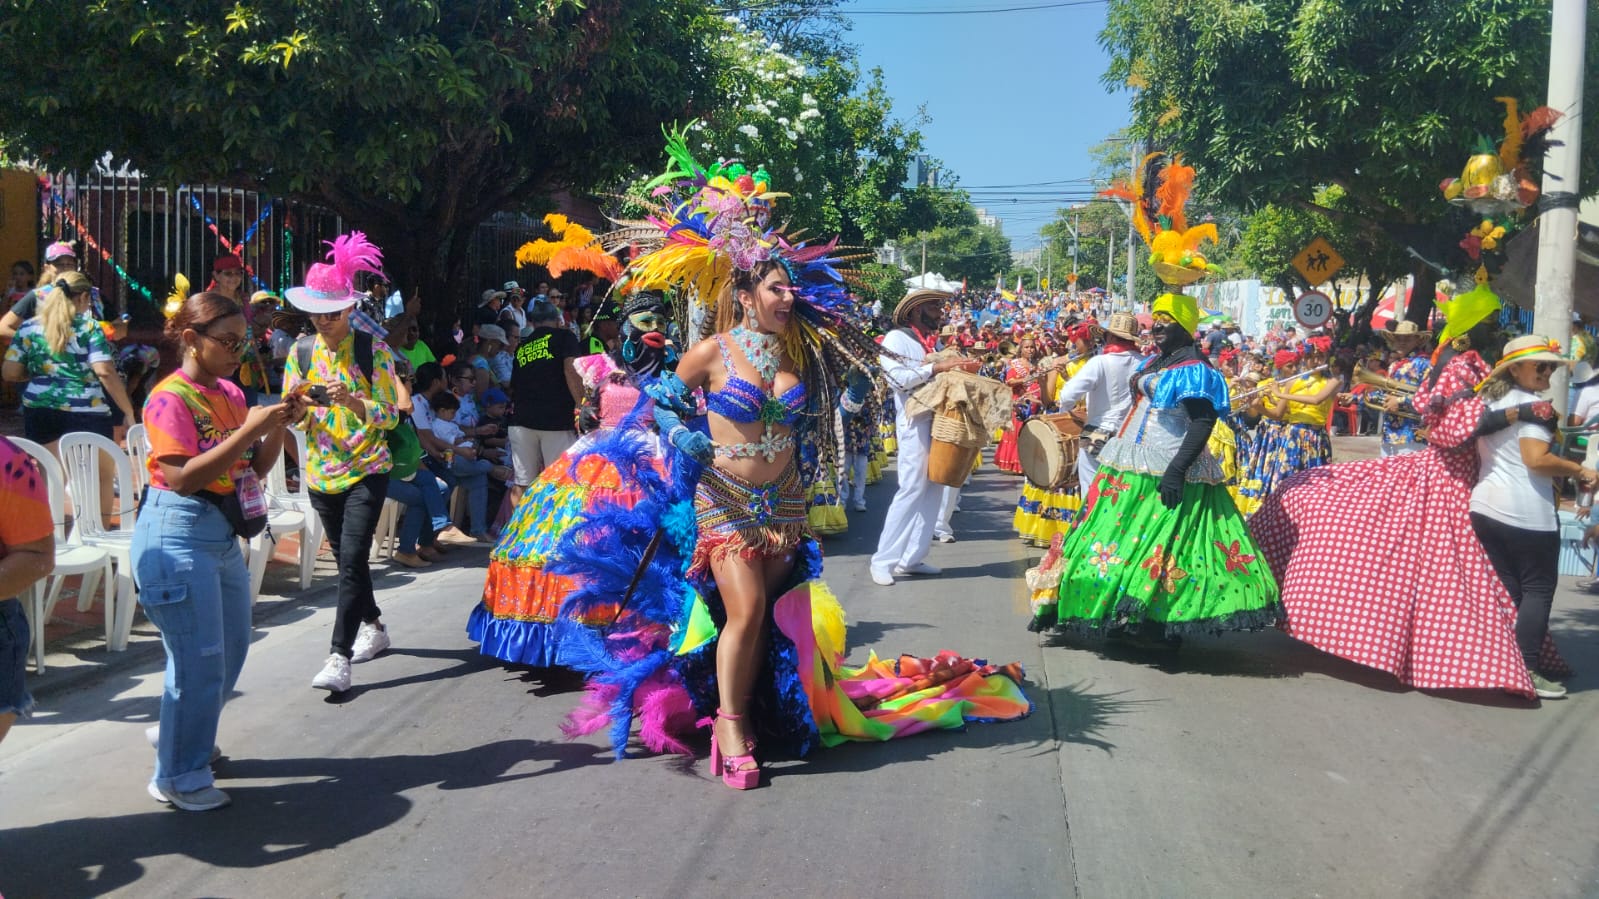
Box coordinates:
[1029,466,1281,636]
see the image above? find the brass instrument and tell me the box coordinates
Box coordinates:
[1230,364,1331,404]
[1353,365,1424,422]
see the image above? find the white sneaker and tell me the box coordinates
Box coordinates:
[311,653,352,692]
[894,562,942,577]
[150,783,231,811]
[350,622,391,663]
[145,725,221,764]
[870,568,896,587]
[934,532,956,544]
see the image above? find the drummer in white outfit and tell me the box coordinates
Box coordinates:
[870,288,980,586]
[1051,312,1143,489]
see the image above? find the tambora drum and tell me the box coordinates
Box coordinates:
[1018,412,1083,490]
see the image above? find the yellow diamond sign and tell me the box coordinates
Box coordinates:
[1292,237,1345,286]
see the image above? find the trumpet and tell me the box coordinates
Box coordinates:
[1353,366,1424,422]
[1352,366,1419,396]
[1230,364,1331,403]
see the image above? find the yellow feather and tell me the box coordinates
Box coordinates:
[809,581,847,664]
[1182,223,1218,252]
[1496,96,1523,174]
[541,213,572,236]
[515,239,561,267]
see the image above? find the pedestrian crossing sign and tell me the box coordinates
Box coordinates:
[1292,237,1344,286]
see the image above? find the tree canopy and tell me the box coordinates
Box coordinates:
[1100,0,1599,320]
[0,0,714,319]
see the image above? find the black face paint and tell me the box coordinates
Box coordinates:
[1152,320,1191,355]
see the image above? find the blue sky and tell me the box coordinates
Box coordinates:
[843,0,1130,248]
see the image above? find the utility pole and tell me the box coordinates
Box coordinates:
[920,236,927,279]
[1126,140,1140,312]
[1532,0,1587,413]
[1107,228,1115,303]
[1071,207,1081,300]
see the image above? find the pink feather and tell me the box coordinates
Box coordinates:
[304,231,384,294]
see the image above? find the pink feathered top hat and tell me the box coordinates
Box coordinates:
[285,231,384,314]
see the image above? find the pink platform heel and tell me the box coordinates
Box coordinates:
[707,709,760,790]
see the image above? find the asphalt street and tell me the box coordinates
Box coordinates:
[1,452,1596,899]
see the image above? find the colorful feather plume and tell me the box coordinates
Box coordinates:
[516,213,622,280]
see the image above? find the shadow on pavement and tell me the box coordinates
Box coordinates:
[320,645,500,704]
[846,618,931,647]
[0,739,603,899]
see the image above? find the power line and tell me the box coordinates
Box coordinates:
[740,0,1107,15]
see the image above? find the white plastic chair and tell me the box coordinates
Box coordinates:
[371,498,403,562]
[262,429,321,594]
[58,432,139,651]
[8,437,114,671]
[125,423,150,500]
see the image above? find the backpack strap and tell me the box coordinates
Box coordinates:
[294,331,376,385]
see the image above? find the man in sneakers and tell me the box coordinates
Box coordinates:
[283,233,401,693]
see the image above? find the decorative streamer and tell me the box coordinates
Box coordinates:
[186,192,268,290]
[38,183,156,305]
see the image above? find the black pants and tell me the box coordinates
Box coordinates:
[309,474,390,658]
[1470,512,1559,669]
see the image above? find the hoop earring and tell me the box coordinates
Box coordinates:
[621,339,639,363]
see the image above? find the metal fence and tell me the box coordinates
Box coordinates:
[30,167,560,325]
[35,168,345,324]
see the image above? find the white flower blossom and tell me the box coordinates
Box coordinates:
[776,117,790,126]
[737,123,760,138]
[794,172,804,184]
[798,108,821,121]
[786,130,798,141]
[802,93,817,107]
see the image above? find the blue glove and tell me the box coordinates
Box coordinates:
[653,404,714,463]
[643,372,695,416]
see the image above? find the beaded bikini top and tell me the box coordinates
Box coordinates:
[707,333,806,461]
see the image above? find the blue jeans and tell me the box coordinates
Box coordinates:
[388,474,450,555]
[133,489,251,794]
[451,456,494,535]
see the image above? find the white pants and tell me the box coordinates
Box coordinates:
[1077,448,1101,492]
[935,485,960,539]
[507,426,577,487]
[871,411,943,573]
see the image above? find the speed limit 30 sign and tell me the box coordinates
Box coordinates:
[1293,290,1333,328]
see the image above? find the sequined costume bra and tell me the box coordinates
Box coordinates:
[705,334,807,425]
[706,334,806,461]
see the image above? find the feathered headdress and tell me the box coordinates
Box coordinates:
[1100,152,1216,286]
[515,214,624,281]
[596,123,882,470]
[285,231,384,314]
[1441,97,1563,214]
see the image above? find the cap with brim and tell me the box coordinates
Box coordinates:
[250,290,280,306]
[477,324,508,345]
[893,288,953,327]
[1481,335,1568,388]
[44,242,76,262]
[285,286,359,315]
[213,255,244,273]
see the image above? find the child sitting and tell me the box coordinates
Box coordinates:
[431,392,512,543]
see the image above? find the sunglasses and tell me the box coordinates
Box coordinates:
[1533,362,1558,375]
[310,310,345,321]
[200,331,247,354]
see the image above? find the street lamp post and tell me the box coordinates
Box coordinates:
[1532,0,1587,415]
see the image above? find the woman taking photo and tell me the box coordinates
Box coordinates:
[135,290,296,810]
[1470,336,1593,700]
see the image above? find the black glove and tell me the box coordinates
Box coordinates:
[1158,468,1186,509]
[1474,401,1557,438]
[1157,398,1219,509]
